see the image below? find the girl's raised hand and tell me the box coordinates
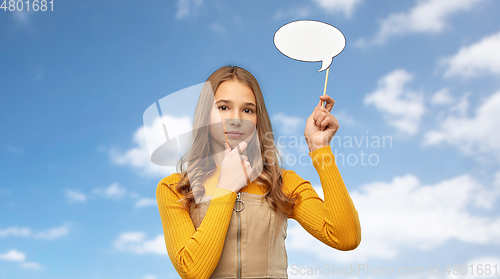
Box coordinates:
[216,141,253,193]
[304,95,339,152]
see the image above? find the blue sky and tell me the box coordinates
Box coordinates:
[2,0,500,278]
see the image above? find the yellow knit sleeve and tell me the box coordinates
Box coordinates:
[285,145,361,251]
[156,174,237,279]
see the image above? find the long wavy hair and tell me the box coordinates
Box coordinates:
[171,65,299,215]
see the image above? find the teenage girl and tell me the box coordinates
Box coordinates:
[156,65,361,279]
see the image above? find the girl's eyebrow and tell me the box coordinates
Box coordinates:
[216,99,256,108]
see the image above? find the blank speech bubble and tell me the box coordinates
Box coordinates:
[274,20,346,72]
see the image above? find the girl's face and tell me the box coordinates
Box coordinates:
[209,79,257,149]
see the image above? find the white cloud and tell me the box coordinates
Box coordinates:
[274,6,312,21]
[447,92,471,117]
[66,183,142,205]
[357,0,483,46]
[113,232,166,255]
[65,189,87,203]
[270,112,310,158]
[209,23,227,36]
[142,275,158,279]
[110,116,182,177]
[334,110,357,126]
[430,88,454,105]
[0,224,70,240]
[287,173,500,263]
[134,198,157,208]
[424,91,500,160]
[271,112,305,136]
[442,31,500,78]
[364,69,425,135]
[20,261,43,270]
[312,0,363,18]
[494,170,500,187]
[274,0,362,21]
[34,224,70,240]
[0,250,25,261]
[11,10,33,29]
[0,250,43,270]
[0,227,31,237]
[176,0,203,19]
[93,183,127,199]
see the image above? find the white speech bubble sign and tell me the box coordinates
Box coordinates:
[274,20,346,72]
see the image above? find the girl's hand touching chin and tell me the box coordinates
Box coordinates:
[304,95,339,152]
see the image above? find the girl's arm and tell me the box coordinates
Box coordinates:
[286,145,361,251]
[156,175,237,279]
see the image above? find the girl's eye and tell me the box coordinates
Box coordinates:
[218,106,254,113]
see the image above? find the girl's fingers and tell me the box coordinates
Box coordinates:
[313,100,334,122]
[241,160,252,182]
[315,114,322,127]
[315,112,328,128]
[224,141,231,157]
[311,98,324,120]
[319,95,335,112]
[312,96,335,123]
[237,141,248,153]
[246,165,254,182]
[320,117,330,131]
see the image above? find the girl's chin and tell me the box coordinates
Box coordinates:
[226,138,246,147]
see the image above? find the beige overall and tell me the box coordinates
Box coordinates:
[189,192,289,279]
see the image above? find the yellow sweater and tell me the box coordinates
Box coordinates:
[156,145,361,279]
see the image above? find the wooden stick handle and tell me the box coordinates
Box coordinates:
[322,67,330,107]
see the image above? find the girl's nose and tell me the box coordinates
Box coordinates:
[228,110,242,125]
[229,118,241,126]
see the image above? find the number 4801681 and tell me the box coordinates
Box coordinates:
[1,0,54,11]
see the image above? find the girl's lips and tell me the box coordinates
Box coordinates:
[226,132,243,138]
